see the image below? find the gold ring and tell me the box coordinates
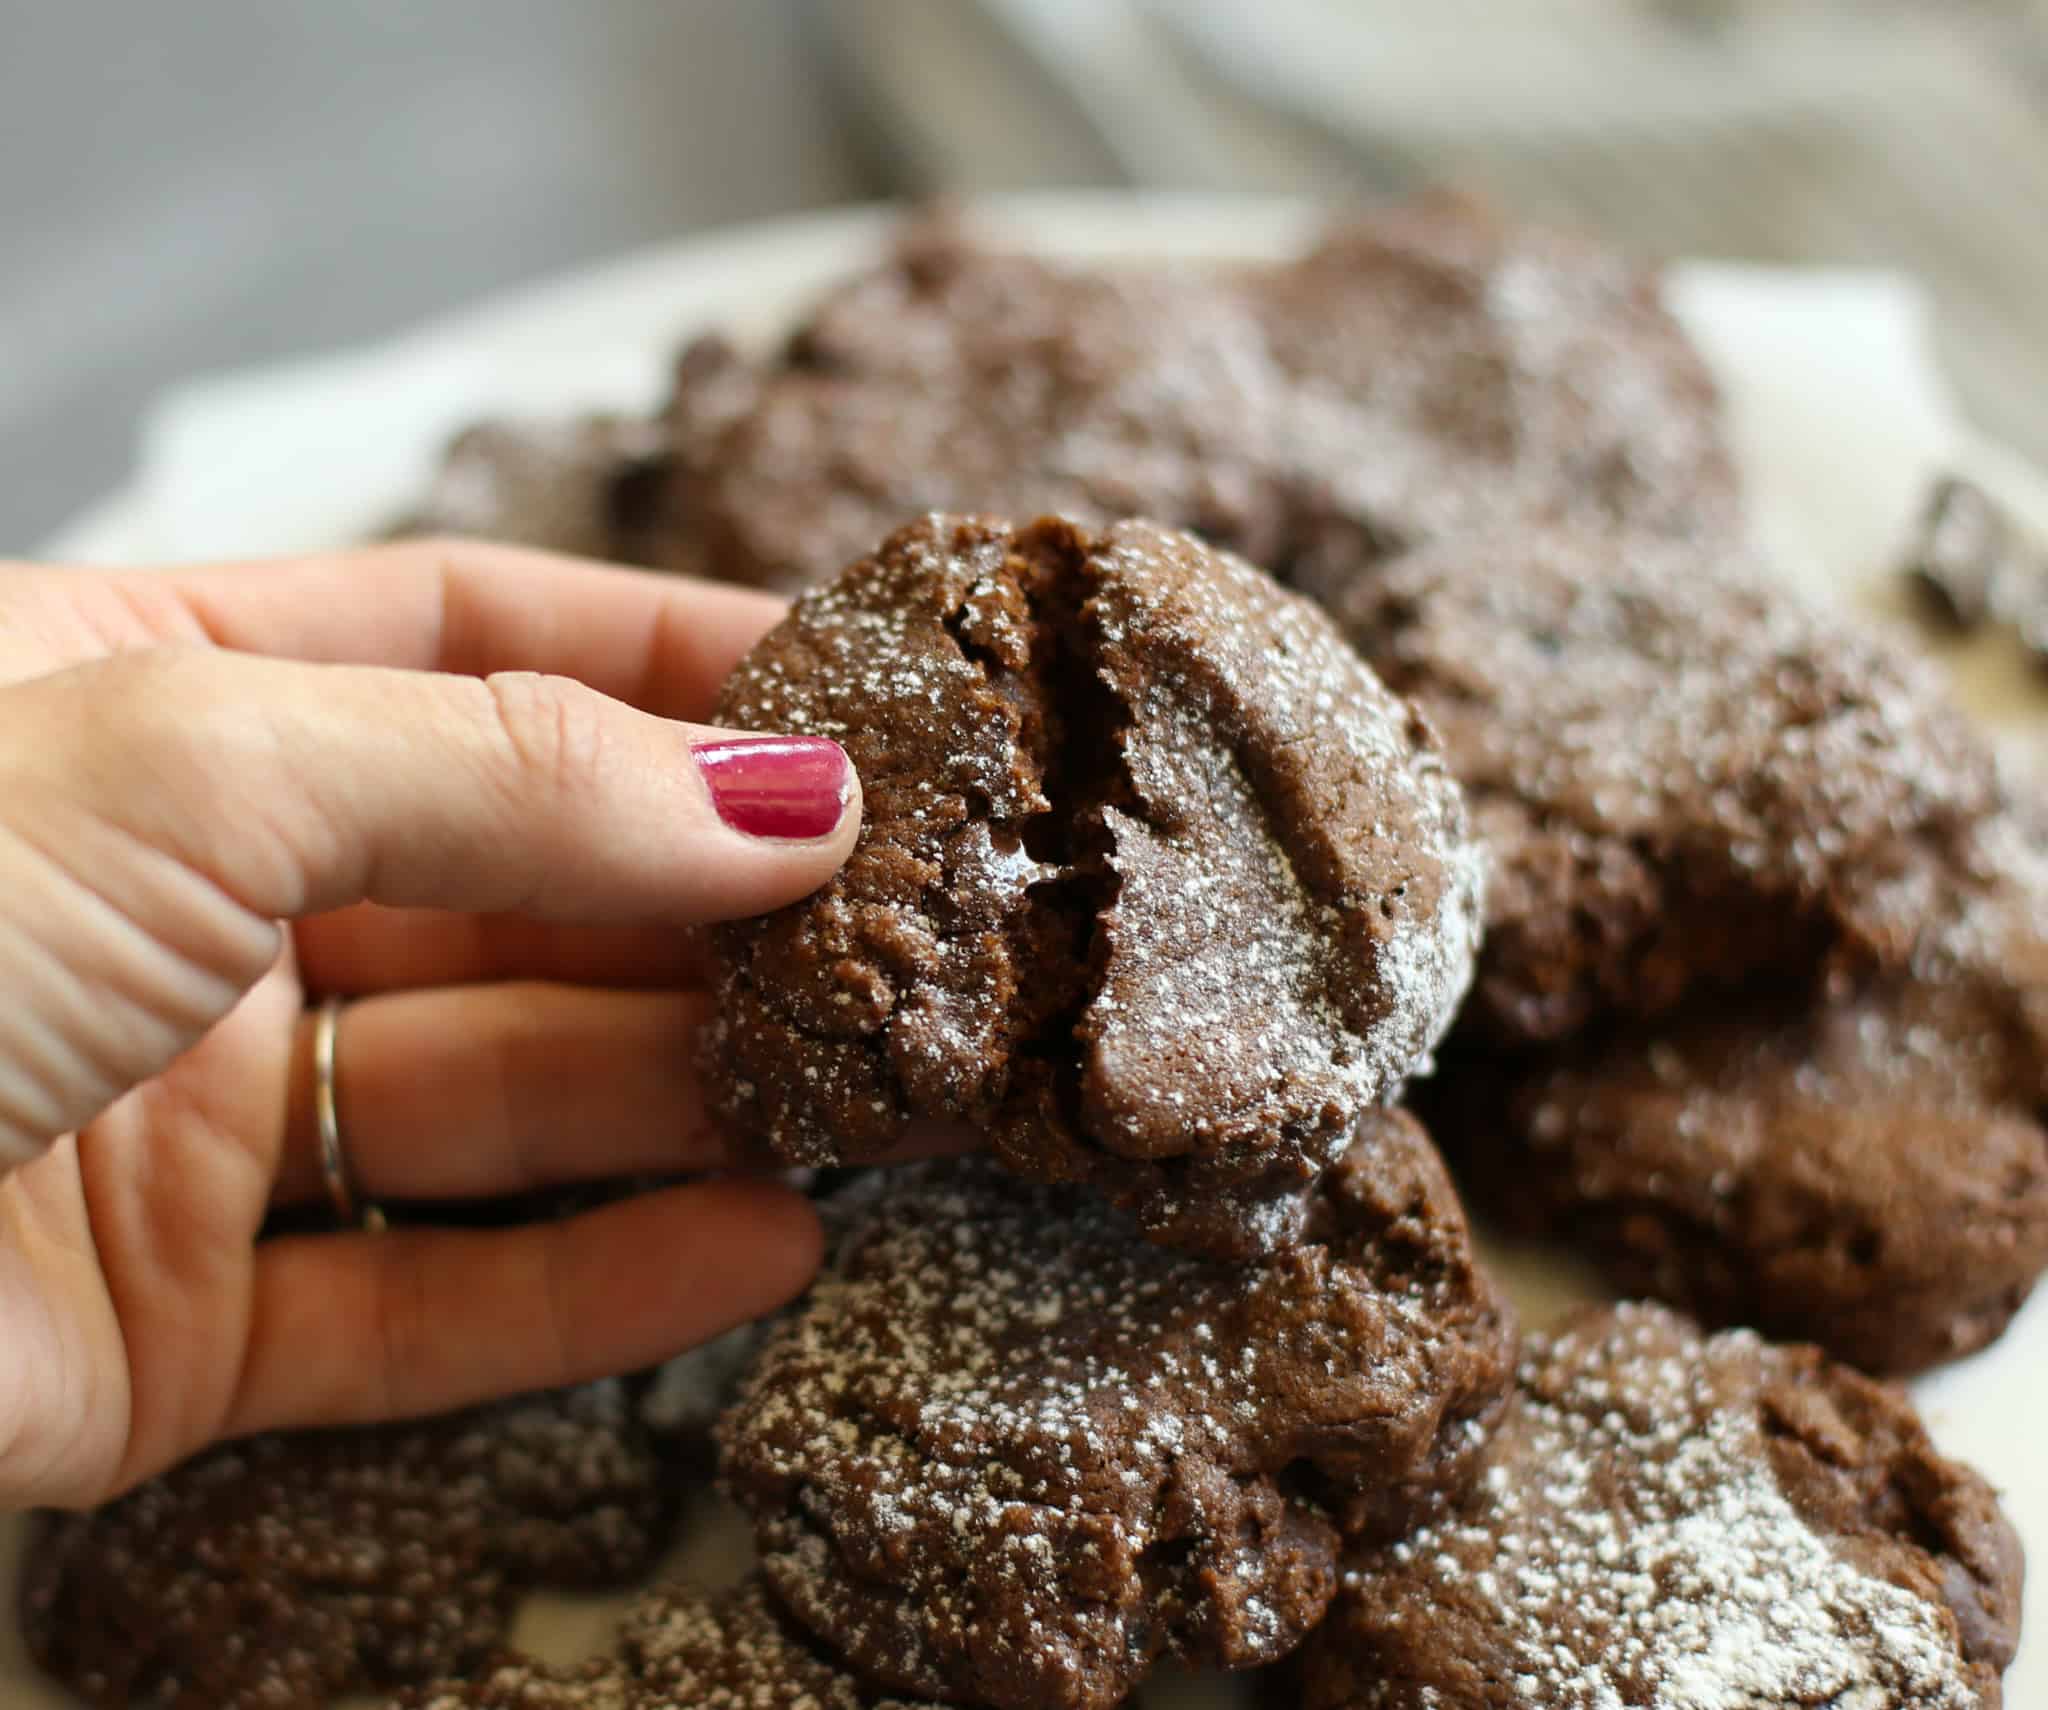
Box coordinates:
[312,997,384,1233]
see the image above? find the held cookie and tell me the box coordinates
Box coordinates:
[1299,1302,2024,1710]
[702,513,1482,1255]
[1334,526,1998,1044]
[652,194,1735,595]
[20,1383,676,1710]
[718,1112,1517,1710]
[1432,811,2048,1374]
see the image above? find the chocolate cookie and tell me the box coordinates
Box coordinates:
[1299,1302,2024,1709]
[1262,193,1738,604]
[624,1575,951,1710]
[652,195,1735,595]
[1334,525,1999,1044]
[21,1382,676,1710]
[396,1660,640,1710]
[1432,809,2048,1374]
[718,1111,1517,1710]
[395,1577,949,1710]
[393,415,668,561]
[701,512,1482,1254]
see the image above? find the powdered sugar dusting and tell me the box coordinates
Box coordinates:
[709,513,1484,1252]
[720,1132,1512,1708]
[657,194,1735,597]
[620,1575,949,1710]
[1343,524,2001,1041]
[401,1575,952,1707]
[1316,1305,1992,1710]
[1081,522,1482,1158]
[23,1382,674,1710]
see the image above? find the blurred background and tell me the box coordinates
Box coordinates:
[6,0,2047,553]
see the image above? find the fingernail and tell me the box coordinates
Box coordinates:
[695,736,853,842]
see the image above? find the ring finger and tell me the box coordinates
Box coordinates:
[276,984,745,1204]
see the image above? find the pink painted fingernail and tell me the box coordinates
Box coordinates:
[695,736,853,841]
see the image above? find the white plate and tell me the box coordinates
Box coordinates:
[10,194,2047,1708]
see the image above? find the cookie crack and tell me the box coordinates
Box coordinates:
[949,541,1141,1156]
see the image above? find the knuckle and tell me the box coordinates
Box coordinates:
[2,648,239,844]
[479,671,614,805]
[53,649,320,915]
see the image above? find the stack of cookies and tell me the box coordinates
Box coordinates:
[21,197,2038,1709]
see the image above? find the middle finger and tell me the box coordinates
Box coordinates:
[276,984,741,1204]
[294,904,708,994]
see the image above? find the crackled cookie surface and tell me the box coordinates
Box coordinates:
[1432,809,2048,1373]
[1335,525,1999,1044]
[22,1383,675,1710]
[702,512,1481,1254]
[718,1113,1516,1710]
[1300,1303,2023,1709]
[652,194,1735,595]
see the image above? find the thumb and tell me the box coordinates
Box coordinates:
[11,645,859,924]
[0,646,856,1155]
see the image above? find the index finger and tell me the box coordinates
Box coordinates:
[133,539,786,720]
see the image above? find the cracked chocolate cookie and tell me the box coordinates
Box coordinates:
[1299,1302,2024,1710]
[701,512,1482,1255]
[652,194,1735,596]
[1333,525,1999,1045]
[718,1111,1517,1710]
[1430,808,2048,1374]
[21,1382,676,1710]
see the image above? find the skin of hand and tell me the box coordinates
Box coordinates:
[0,539,860,1512]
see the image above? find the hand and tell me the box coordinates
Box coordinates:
[0,539,859,1510]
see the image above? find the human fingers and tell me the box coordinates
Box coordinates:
[273,986,744,1203]
[224,1179,823,1436]
[292,904,707,994]
[4,541,787,719]
[0,649,855,1157]
[10,646,856,924]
